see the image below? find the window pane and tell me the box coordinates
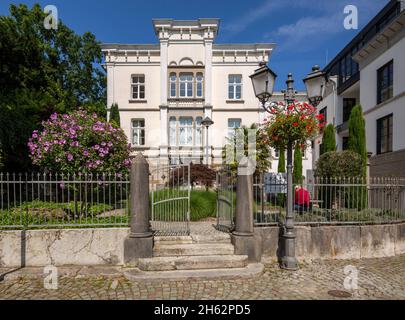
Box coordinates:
[229,86,234,99]
[236,85,241,99]
[180,83,185,97]
[132,86,138,99]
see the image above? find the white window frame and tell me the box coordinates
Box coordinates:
[169,116,177,146]
[227,118,241,138]
[228,75,242,100]
[195,117,203,146]
[196,73,204,98]
[132,119,145,146]
[179,73,193,98]
[169,73,177,98]
[131,75,145,100]
[179,117,193,146]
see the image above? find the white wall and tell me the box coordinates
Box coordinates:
[359,37,405,155]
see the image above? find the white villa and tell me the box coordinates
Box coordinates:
[102,18,312,175]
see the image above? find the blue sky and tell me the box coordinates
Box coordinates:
[0,0,389,90]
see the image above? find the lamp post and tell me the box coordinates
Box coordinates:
[201,116,214,166]
[250,63,326,270]
[250,62,300,270]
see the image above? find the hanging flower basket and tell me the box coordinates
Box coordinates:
[262,101,325,150]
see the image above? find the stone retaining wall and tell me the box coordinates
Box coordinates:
[255,223,405,262]
[0,223,404,267]
[0,228,129,268]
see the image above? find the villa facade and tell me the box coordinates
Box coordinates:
[102,19,312,175]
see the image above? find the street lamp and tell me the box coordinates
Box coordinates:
[201,116,214,166]
[250,63,299,271]
[303,65,326,107]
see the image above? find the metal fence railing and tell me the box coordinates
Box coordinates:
[254,175,405,226]
[149,164,191,236]
[216,166,236,232]
[0,173,130,230]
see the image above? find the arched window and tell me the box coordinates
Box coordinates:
[169,73,177,98]
[195,117,203,146]
[169,117,177,146]
[179,73,193,98]
[196,73,203,98]
[179,117,193,145]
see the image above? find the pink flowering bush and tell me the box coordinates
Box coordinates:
[28,109,131,174]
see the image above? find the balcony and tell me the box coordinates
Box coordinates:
[168,98,205,108]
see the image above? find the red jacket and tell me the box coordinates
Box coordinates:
[295,187,310,207]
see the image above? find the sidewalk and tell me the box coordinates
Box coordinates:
[1,255,404,300]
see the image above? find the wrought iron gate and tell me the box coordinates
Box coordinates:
[150,164,191,236]
[216,167,236,232]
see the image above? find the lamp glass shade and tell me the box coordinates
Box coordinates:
[249,65,277,101]
[303,66,326,101]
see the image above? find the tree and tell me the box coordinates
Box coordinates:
[315,151,364,209]
[293,145,303,184]
[0,4,106,171]
[278,149,285,173]
[222,124,271,175]
[109,103,120,126]
[169,164,217,191]
[322,124,336,154]
[348,105,367,176]
[315,151,363,178]
[28,110,130,174]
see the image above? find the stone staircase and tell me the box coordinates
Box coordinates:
[137,233,249,272]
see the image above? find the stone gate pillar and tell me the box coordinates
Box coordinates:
[232,157,262,262]
[124,153,153,265]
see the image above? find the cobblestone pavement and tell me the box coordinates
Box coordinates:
[0,255,404,300]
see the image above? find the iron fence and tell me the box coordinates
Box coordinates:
[149,164,191,236]
[216,166,236,232]
[254,175,405,226]
[0,172,130,229]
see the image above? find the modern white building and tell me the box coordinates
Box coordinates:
[312,0,405,176]
[102,19,312,175]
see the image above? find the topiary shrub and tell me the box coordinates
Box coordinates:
[315,151,364,210]
[315,151,363,178]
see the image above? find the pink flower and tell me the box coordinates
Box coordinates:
[67,153,73,162]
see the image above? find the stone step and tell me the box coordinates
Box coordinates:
[124,263,264,281]
[153,243,234,257]
[191,233,231,243]
[138,255,248,271]
[154,236,193,245]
